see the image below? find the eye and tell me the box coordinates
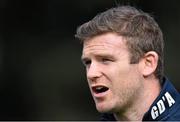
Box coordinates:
[101,58,112,63]
[83,59,91,67]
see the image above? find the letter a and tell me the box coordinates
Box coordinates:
[165,92,175,107]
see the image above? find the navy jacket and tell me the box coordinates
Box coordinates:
[101,78,180,121]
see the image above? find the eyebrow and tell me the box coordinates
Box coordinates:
[81,53,114,62]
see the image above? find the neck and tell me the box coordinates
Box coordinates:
[114,77,161,121]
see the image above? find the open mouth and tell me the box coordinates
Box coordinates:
[92,85,109,94]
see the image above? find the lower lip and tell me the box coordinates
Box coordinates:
[93,89,109,98]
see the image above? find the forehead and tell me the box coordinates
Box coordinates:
[82,33,127,56]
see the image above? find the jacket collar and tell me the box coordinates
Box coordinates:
[142,77,180,121]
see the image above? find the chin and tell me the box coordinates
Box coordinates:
[96,103,114,113]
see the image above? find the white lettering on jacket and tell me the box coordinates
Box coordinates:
[151,92,175,120]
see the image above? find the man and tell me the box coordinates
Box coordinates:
[75,6,180,121]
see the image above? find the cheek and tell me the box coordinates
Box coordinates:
[109,64,141,88]
[109,64,132,80]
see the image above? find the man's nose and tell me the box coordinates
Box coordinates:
[87,63,102,81]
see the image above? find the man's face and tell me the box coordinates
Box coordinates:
[82,33,144,113]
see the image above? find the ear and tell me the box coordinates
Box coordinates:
[140,51,159,77]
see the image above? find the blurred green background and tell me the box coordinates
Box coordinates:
[0,0,179,120]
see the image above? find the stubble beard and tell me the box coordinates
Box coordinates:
[112,80,144,115]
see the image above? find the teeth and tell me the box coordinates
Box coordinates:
[96,86,103,90]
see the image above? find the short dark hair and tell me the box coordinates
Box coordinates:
[75,6,164,82]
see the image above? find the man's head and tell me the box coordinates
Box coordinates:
[75,6,164,117]
[76,6,164,82]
